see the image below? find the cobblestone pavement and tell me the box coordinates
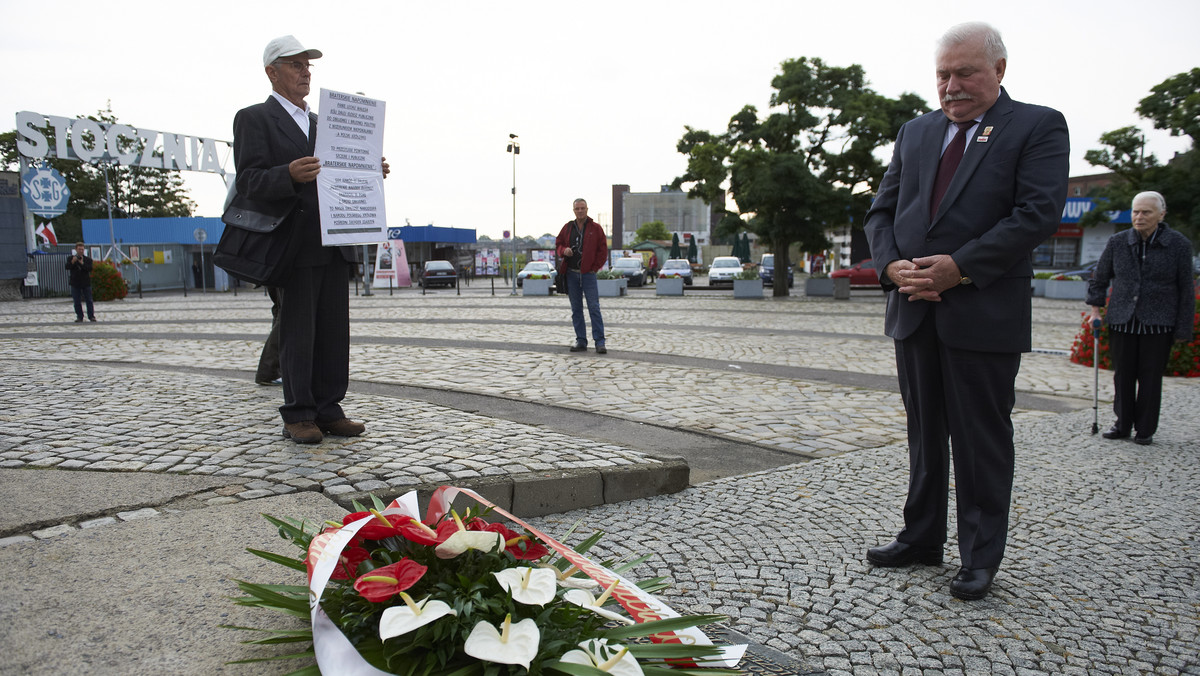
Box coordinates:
[1,288,1197,674]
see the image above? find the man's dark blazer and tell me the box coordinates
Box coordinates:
[865,88,1070,353]
[233,95,353,425]
[232,96,353,269]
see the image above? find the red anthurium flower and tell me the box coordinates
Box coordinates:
[331,546,371,581]
[353,559,428,603]
[306,534,373,582]
[343,510,409,541]
[481,523,549,560]
[398,518,455,546]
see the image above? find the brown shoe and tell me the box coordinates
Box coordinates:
[318,418,366,437]
[283,421,323,444]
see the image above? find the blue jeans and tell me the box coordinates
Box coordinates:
[567,270,604,347]
[71,285,95,320]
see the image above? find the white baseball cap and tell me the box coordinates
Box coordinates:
[263,35,323,68]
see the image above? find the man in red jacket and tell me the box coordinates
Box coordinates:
[556,198,608,354]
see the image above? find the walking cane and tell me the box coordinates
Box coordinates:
[1091,318,1102,435]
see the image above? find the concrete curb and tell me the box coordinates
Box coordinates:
[327,458,690,517]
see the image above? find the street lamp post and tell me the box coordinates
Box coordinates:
[506,134,519,295]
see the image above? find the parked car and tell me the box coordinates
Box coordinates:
[610,257,648,286]
[707,256,743,285]
[830,259,879,286]
[419,259,457,288]
[658,258,693,285]
[1052,260,1099,279]
[758,253,794,288]
[516,260,557,287]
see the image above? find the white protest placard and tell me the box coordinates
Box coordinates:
[314,88,388,246]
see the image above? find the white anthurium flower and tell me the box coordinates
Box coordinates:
[379,592,457,640]
[540,563,601,591]
[493,566,557,606]
[463,614,540,669]
[436,529,504,558]
[562,579,634,625]
[435,511,504,559]
[559,638,643,676]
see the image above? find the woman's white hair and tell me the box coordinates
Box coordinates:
[1132,191,1167,212]
[938,22,1007,64]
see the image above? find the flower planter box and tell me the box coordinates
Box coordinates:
[1031,278,1047,297]
[522,278,552,296]
[805,277,833,297]
[1045,279,1087,300]
[656,277,685,296]
[733,279,763,298]
[596,279,626,297]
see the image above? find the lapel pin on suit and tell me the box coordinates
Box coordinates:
[976,126,994,143]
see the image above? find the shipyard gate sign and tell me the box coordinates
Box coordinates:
[14,111,230,175]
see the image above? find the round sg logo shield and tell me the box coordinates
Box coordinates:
[21,166,71,218]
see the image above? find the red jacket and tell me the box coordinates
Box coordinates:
[555,218,608,274]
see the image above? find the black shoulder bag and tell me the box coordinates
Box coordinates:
[214,193,301,287]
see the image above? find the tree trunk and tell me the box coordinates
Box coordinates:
[773,241,793,297]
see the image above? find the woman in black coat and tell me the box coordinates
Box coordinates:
[1087,191,1195,445]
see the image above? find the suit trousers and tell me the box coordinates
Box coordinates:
[255,286,283,383]
[894,311,1021,569]
[1108,330,1173,437]
[278,256,350,424]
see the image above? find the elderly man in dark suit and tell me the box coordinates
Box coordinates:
[864,22,1069,600]
[1087,191,1195,446]
[233,35,388,444]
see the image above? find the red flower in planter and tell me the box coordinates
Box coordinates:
[353,559,428,602]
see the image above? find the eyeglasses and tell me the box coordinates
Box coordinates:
[274,60,313,72]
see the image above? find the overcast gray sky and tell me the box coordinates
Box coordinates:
[4,0,1197,240]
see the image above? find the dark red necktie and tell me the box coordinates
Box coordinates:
[930,120,973,216]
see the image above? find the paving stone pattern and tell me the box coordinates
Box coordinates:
[1,289,1197,674]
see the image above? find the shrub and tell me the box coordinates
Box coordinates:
[595,269,618,279]
[1070,291,1200,377]
[91,260,128,301]
[734,268,759,280]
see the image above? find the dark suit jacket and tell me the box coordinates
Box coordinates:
[232,96,352,268]
[865,88,1070,353]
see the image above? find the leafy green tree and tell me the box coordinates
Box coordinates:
[1137,68,1200,144]
[1082,69,1200,239]
[1078,126,1157,229]
[632,220,669,244]
[1,105,196,245]
[673,57,927,296]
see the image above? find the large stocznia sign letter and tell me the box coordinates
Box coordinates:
[14,111,230,175]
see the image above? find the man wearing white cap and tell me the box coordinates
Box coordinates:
[232,35,388,443]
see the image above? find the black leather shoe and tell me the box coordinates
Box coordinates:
[866,540,943,567]
[949,567,998,600]
[569,343,587,352]
[1134,435,1153,445]
[596,346,607,354]
[1101,426,1130,439]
